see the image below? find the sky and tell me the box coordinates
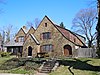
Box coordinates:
[0,0,96,34]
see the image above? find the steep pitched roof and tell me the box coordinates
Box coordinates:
[35,15,55,31]
[73,32,86,41]
[30,34,40,45]
[27,26,35,34]
[56,25,86,46]
[24,34,40,45]
[15,26,28,37]
[40,16,85,46]
[15,28,26,37]
[22,28,28,34]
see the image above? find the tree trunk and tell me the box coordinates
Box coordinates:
[96,0,100,57]
[88,40,92,48]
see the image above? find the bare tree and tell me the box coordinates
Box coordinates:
[96,0,100,57]
[26,18,41,29]
[5,24,13,43]
[34,18,41,28]
[26,21,34,27]
[72,8,97,48]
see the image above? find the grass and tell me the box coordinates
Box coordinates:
[49,58,100,75]
[0,56,100,75]
[0,56,42,74]
[49,65,99,75]
[0,67,32,74]
[0,56,13,65]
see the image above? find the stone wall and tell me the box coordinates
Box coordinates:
[23,35,37,57]
[34,16,76,56]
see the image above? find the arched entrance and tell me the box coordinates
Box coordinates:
[28,46,32,56]
[63,44,72,56]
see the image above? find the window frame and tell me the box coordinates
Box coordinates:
[42,32,51,39]
[41,44,53,52]
[45,23,47,27]
[18,36,24,42]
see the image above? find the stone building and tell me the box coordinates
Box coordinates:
[4,16,86,57]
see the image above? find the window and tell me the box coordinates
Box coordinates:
[43,32,51,39]
[41,44,53,52]
[45,23,47,27]
[74,38,76,42]
[18,36,24,42]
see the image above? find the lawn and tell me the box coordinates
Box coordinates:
[49,58,100,75]
[0,56,42,74]
[0,56,100,75]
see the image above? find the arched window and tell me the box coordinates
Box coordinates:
[28,46,32,56]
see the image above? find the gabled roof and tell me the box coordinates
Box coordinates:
[56,25,86,46]
[24,34,40,45]
[22,28,28,34]
[15,28,26,37]
[27,26,35,34]
[35,15,55,32]
[39,16,85,46]
[30,34,40,45]
[15,26,28,37]
[73,32,86,41]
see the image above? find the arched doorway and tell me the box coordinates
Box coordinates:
[63,44,72,56]
[28,46,32,56]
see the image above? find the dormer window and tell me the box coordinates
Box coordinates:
[45,23,47,27]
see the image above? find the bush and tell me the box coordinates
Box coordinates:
[25,61,40,70]
[0,52,11,57]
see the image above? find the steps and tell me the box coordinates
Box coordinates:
[39,59,56,73]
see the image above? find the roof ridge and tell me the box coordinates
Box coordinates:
[56,25,85,39]
[30,34,40,45]
[55,25,85,46]
[27,26,36,34]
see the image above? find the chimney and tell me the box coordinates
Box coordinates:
[23,26,27,30]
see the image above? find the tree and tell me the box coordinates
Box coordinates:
[72,8,97,48]
[5,24,13,43]
[96,0,100,57]
[26,18,41,29]
[34,18,41,28]
[26,21,34,27]
[60,22,65,29]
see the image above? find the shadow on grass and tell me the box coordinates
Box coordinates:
[0,58,44,70]
[58,58,100,74]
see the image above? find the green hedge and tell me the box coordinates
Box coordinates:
[0,52,11,57]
